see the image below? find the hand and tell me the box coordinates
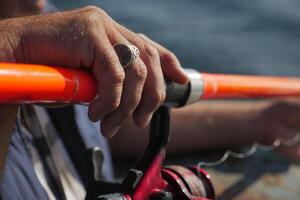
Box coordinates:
[1,6,188,138]
[256,98,300,144]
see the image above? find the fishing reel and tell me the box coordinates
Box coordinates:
[86,106,215,200]
[82,69,215,200]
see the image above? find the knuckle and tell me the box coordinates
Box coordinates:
[151,89,166,108]
[163,51,177,61]
[156,90,166,104]
[102,50,120,67]
[108,98,121,110]
[119,99,139,120]
[79,6,107,27]
[110,67,125,84]
[132,62,147,81]
[143,44,159,58]
[162,51,179,65]
[81,5,105,15]
[119,108,132,119]
[137,33,147,39]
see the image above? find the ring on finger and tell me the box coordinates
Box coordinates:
[113,43,140,68]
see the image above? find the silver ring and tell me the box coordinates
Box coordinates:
[113,43,140,68]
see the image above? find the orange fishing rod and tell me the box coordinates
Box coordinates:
[0,63,96,104]
[1,62,300,105]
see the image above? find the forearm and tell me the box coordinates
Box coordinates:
[167,101,269,153]
[109,100,271,157]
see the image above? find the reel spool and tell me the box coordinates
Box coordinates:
[161,165,215,200]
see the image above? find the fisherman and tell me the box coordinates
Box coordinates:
[1,0,300,199]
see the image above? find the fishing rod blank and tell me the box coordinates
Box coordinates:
[1,62,300,105]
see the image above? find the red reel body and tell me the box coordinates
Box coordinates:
[96,107,215,200]
[162,165,215,200]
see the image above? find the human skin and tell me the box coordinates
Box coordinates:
[111,99,300,159]
[0,5,188,138]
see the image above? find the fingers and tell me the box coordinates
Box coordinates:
[100,26,164,133]
[89,26,150,137]
[100,58,147,138]
[267,99,300,130]
[102,23,166,127]
[111,26,166,127]
[258,98,300,144]
[263,125,297,145]
[277,99,300,130]
[112,21,188,84]
[138,33,189,84]
[88,13,181,136]
[88,35,125,122]
[102,21,167,129]
[132,44,166,127]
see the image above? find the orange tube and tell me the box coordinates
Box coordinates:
[201,73,300,99]
[1,62,300,104]
[0,63,96,103]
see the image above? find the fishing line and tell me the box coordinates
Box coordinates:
[196,132,300,169]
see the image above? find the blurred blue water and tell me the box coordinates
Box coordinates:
[52,0,300,75]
